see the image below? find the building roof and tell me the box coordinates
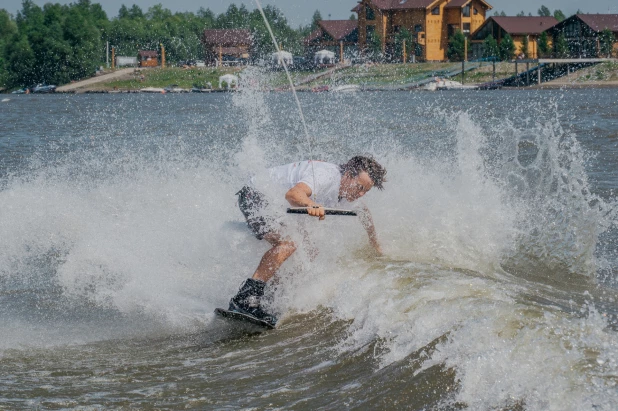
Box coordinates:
[489,16,558,35]
[138,50,158,57]
[444,0,470,8]
[305,20,358,43]
[203,29,252,46]
[320,20,358,40]
[352,0,491,12]
[577,14,618,33]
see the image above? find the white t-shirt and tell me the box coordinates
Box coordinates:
[267,160,342,207]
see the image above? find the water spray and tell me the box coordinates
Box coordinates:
[253,0,319,202]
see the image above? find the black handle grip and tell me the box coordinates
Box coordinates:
[287,207,357,216]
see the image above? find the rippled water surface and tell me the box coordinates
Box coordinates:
[1,81,617,410]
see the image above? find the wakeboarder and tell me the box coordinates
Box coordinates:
[223,156,387,327]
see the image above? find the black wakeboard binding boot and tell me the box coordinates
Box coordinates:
[229,278,278,326]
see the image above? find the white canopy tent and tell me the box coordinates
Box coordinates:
[314,50,336,64]
[271,51,293,66]
[219,74,238,89]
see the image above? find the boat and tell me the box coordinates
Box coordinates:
[422,78,478,91]
[331,84,360,93]
[140,87,166,93]
[164,85,189,93]
[31,84,56,93]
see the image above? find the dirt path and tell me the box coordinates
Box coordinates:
[56,68,136,92]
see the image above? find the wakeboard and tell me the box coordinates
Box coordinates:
[214,308,275,330]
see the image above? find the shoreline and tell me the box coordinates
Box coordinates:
[5,62,618,94]
[28,81,618,94]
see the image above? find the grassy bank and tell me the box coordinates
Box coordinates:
[59,61,618,93]
[267,62,464,89]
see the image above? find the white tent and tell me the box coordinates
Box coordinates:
[219,74,238,89]
[314,50,336,64]
[271,51,293,66]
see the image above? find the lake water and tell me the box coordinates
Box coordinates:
[1,76,617,409]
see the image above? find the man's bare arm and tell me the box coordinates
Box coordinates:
[285,182,325,219]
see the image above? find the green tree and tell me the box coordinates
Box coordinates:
[368,30,382,60]
[516,11,525,17]
[599,28,615,57]
[537,5,551,17]
[129,5,143,19]
[447,29,466,61]
[311,10,322,31]
[538,31,550,57]
[483,34,499,59]
[349,14,357,21]
[118,5,129,19]
[519,34,529,57]
[393,27,413,62]
[553,10,566,22]
[499,33,515,60]
[0,9,18,87]
[555,32,569,57]
[4,33,36,86]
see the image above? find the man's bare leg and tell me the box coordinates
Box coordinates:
[252,232,296,282]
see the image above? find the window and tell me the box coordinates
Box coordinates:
[366,6,375,21]
[394,25,401,33]
[463,23,471,34]
[565,21,579,38]
[473,7,479,15]
[462,5,470,17]
[414,24,423,32]
[431,7,440,15]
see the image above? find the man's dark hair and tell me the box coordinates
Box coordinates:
[340,156,387,190]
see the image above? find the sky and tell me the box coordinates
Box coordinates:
[2,0,617,27]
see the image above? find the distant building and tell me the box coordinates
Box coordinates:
[351,0,493,61]
[202,29,252,65]
[116,56,138,67]
[546,14,618,58]
[470,16,558,59]
[138,50,159,67]
[305,20,359,59]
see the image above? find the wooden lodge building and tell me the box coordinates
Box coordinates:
[349,0,493,61]
[469,16,558,59]
[546,14,618,58]
[305,20,359,59]
[202,29,252,65]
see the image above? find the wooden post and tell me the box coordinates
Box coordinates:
[160,44,165,68]
[111,47,115,70]
[464,37,468,62]
[219,44,222,67]
[538,64,542,84]
[492,60,495,81]
[461,60,465,84]
[526,62,530,85]
[403,39,407,63]
[340,41,344,63]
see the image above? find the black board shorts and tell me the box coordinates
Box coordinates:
[236,186,277,240]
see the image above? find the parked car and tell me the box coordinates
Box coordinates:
[31,84,56,93]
